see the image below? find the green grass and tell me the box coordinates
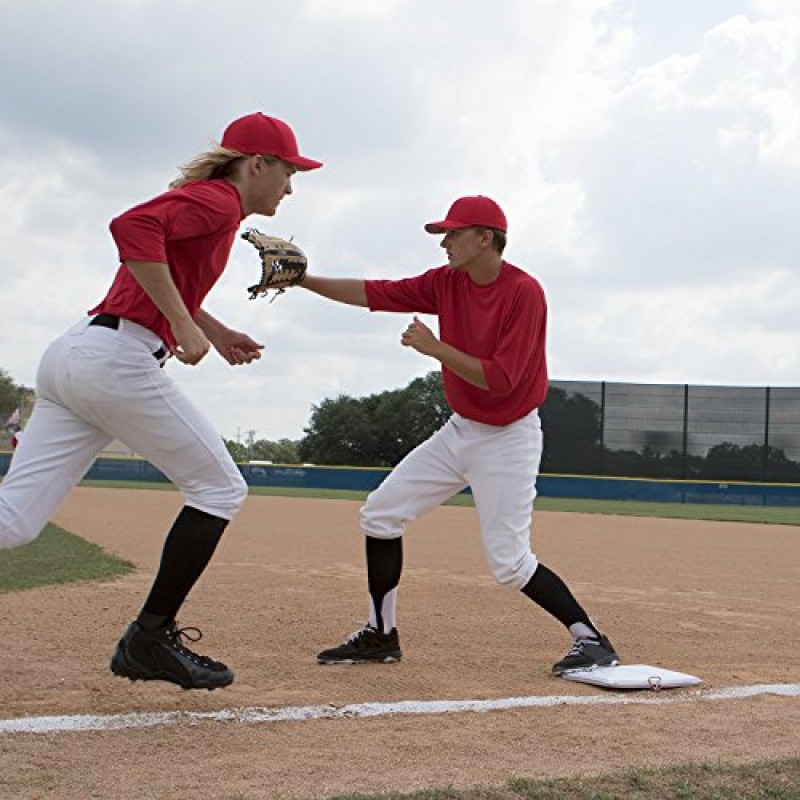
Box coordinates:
[320,758,800,800]
[531,496,800,526]
[80,480,800,526]
[0,522,135,593]
[219,758,800,800]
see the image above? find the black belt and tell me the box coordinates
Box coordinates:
[89,314,169,364]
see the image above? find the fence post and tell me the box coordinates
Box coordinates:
[681,384,689,480]
[599,381,606,473]
[763,386,771,484]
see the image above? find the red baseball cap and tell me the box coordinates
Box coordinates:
[424,195,507,234]
[221,112,323,171]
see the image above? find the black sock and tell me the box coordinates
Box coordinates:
[136,610,169,631]
[521,563,598,634]
[139,505,228,623]
[366,536,402,632]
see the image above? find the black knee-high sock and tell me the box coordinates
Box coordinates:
[366,536,402,632]
[139,506,228,626]
[521,563,598,634]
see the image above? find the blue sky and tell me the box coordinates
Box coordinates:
[2,0,800,443]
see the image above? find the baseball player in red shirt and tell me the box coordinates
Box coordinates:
[0,112,322,690]
[303,196,618,675]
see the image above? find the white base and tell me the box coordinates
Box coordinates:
[561,663,702,690]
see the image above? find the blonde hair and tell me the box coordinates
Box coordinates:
[169,145,278,189]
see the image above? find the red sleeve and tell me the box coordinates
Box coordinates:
[481,280,547,397]
[365,268,442,314]
[109,182,242,264]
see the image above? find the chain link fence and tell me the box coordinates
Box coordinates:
[540,381,800,483]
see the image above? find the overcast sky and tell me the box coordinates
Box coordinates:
[2,0,800,444]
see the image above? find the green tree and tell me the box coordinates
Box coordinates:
[224,439,250,462]
[224,437,301,464]
[404,372,451,444]
[298,372,451,467]
[299,395,379,465]
[0,369,20,418]
[700,442,800,482]
[0,368,34,425]
[539,387,603,474]
[250,438,301,463]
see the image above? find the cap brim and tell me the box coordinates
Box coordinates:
[424,220,471,234]
[283,155,323,171]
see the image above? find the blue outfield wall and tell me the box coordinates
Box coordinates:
[3,453,800,506]
[242,463,390,492]
[538,473,800,507]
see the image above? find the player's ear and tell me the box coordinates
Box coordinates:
[478,228,494,248]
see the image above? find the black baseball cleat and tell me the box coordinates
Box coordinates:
[110,621,234,690]
[552,634,619,675]
[317,625,402,664]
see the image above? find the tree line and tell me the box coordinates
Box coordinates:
[0,369,34,445]
[229,377,800,484]
[0,369,33,419]
[223,372,450,467]
[5,364,799,482]
[539,385,800,483]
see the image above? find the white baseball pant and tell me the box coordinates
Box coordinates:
[360,410,543,589]
[0,317,247,549]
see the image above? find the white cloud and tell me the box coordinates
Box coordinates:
[753,0,800,16]
[1,0,800,443]
[549,267,800,386]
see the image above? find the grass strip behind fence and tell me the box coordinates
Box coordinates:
[81,480,800,526]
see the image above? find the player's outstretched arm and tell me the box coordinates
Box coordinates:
[301,275,368,307]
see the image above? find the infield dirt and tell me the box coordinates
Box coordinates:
[1,487,798,798]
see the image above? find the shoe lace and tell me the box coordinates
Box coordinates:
[345,625,378,644]
[166,624,218,667]
[565,637,596,658]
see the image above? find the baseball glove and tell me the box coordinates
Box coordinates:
[241,229,307,300]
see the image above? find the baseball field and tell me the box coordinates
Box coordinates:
[0,485,798,798]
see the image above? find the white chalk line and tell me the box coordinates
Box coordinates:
[1,682,798,736]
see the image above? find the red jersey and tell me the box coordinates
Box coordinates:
[90,180,244,348]
[365,262,548,426]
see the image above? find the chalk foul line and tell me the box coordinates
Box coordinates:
[1,682,798,736]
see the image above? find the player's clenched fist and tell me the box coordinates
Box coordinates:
[401,315,439,356]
